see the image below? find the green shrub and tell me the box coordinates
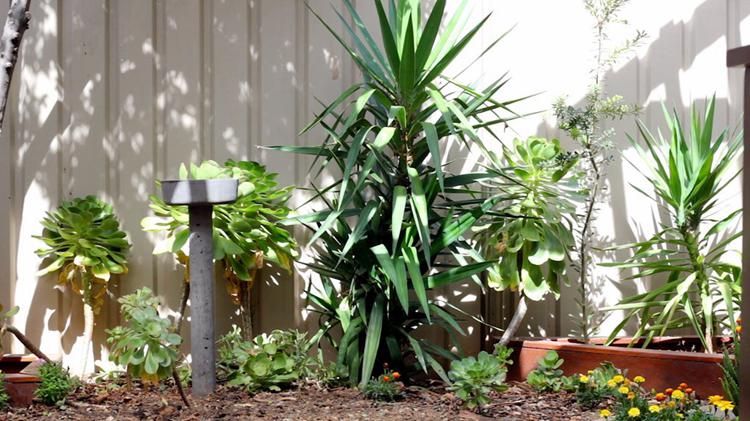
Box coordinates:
[448,351,509,409]
[602,98,742,354]
[219,328,312,393]
[276,0,528,386]
[35,362,75,406]
[0,371,9,410]
[106,288,181,384]
[526,351,572,392]
[573,362,620,409]
[361,368,402,401]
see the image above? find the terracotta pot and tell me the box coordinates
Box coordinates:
[1,355,41,406]
[495,338,727,397]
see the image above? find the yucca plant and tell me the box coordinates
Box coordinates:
[474,137,579,346]
[35,196,131,371]
[603,97,743,353]
[142,160,298,339]
[273,0,527,386]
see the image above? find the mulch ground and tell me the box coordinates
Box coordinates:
[2,381,599,420]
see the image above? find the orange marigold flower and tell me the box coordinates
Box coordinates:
[655,393,667,402]
[392,372,401,380]
[737,326,743,334]
[383,375,391,382]
[665,388,674,395]
[678,383,688,390]
[685,387,693,395]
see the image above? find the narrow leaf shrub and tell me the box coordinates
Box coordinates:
[35,362,76,406]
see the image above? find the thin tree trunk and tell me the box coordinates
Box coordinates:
[0,0,31,134]
[4,325,51,362]
[239,279,253,341]
[176,281,190,334]
[496,296,527,347]
[171,365,191,408]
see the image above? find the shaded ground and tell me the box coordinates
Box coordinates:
[2,381,598,420]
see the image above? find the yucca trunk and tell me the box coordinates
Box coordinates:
[681,226,713,353]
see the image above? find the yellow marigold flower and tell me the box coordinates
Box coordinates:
[627,407,641,417]
[668,401,677,408]
[579,375,589,383]
[648,405,661,413]
[676,414,684,419]
[717,400,735,411]
[600,409,612,418]
[633,375,645,383]
[618,386,630,394]
[708,395,724,404]
[613,375,624,383]
[671,389,685,400]
[607,379,617,388]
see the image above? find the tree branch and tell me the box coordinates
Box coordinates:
[0,0,31,135]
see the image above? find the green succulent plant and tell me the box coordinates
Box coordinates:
[106,288,182,385]
[35,362,76,406]
[34,195,131,368]
[448,351,509,409]
[526,350,571,392]
[475,137,579,345]
[218,328,311,393]
[142,160,297,338]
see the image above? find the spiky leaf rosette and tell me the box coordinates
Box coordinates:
[35,196,130,313]
[142,160,298,299]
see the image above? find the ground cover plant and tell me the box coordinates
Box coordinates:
[447,350,509,409]
[106,287,189,406]
[276,0,528,386]
[34,362,76,406]
[142,160,297,338]
[603,98,743,353]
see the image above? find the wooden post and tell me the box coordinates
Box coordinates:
[727,45,750,421]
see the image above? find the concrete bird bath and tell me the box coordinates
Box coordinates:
[161,178,238,396]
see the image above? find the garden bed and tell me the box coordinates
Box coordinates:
[500,337,726,396]
[2,381,599,420]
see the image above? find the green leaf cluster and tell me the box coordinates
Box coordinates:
[477,137,579,301]
[218,327,312,393]
[720,343,739,416]
[35,362,76,406]
[0,372,9,410]
[526,350,572,392]
[447,350,510,409]
[142,160,298,290]
[34,196,130,312]
[603,97,743,353]
[106,288,181,384]
[278,0,528,388]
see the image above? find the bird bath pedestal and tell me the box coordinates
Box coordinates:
[161,178,238,396]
